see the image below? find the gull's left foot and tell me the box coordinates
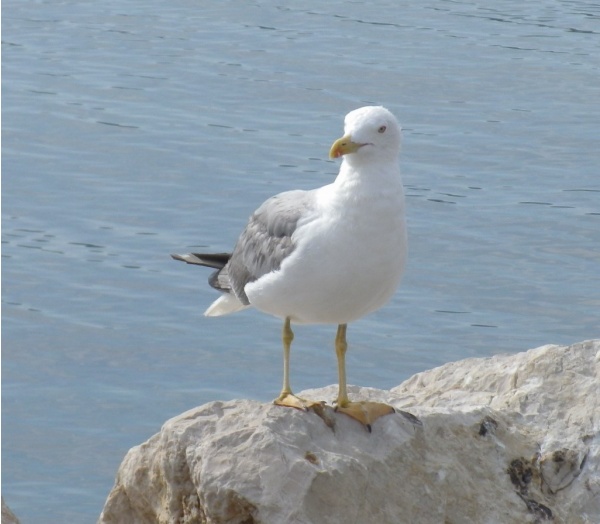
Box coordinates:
[274,393,335,429]
[335,401,395,432]
[273,392,325,412]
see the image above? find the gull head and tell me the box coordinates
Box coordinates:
[329,106,402,162]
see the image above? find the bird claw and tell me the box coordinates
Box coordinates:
[335,401,395,431]
[274,393,335,429]
[274,392,324,411]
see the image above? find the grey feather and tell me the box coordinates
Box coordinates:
[227,189,316,304]
[171,189,316,305]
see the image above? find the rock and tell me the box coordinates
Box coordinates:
[99,340,599,524]
[2,497,21,524]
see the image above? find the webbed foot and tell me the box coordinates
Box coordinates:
[274,393,334,428]
[335,401,395,432]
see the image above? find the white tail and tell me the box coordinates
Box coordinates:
[204,294,249,317]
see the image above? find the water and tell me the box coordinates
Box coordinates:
[2,0,599,521]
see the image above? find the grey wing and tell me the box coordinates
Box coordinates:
[226,189,316,304]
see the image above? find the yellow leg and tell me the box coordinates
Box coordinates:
[281,316,294,398]
[274,318,325,413]
[334,324,395,431]
[335,324,350,407]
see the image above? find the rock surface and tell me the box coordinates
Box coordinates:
[2,497,21,524]
[99,340,599,524]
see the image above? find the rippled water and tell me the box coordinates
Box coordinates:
[3,1,599,521]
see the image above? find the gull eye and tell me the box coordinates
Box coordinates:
[378,125,387,133]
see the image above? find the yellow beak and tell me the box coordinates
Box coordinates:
[329,135,363,159]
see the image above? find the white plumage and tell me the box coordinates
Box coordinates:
[172,106,407,429]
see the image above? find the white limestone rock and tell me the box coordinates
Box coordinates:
[99,340,599,524]
[1,497,21,524]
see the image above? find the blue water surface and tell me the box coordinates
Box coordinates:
[3,1,599,522]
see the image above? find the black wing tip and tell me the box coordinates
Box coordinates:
[171,253,199,265]
[171,253,186,262]
[170,252,231,269]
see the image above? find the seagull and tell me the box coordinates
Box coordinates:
[172,106,407,429]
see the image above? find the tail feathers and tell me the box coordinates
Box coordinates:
[171,252,231,269]
[172,251,247,315]
[204,293,249,316]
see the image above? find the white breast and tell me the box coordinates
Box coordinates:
[245,163,407,325]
